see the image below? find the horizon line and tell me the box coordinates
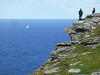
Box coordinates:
[0,18,78,20]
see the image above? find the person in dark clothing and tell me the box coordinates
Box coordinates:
[78,9,83,20]
[92,8,95,14]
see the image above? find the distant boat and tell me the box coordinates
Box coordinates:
[26,25,29,29]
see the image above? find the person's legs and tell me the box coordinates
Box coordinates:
[79,16,81,20]
[79,15,82,20]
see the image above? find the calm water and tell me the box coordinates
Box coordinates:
[0,19,76,75]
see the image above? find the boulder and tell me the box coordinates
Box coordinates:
[79,52,93,55]
[68,69,81,73]
[58,53,78,59]
[44,67,61,74]
[70,61,81,66]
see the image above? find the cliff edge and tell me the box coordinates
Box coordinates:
[31,13,100,75]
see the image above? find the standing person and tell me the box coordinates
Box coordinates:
[78,9,83,20]
[92,8,95,14]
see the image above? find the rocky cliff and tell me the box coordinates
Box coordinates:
[64,13,100,41]
[31,13,100,75]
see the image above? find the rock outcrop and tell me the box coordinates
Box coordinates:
[31,13,100,75]
[68,69,81,73]
[64,13,100,41]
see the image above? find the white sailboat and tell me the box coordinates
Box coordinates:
[26,25,29,29]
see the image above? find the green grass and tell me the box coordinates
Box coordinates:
[46,45,100,75]
[79,26,100,41]
[92,27,100,37]
[89,27,100,38]
[31,45,100,75]
[71,45,94,54]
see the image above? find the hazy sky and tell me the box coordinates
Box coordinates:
[0,0,100,19]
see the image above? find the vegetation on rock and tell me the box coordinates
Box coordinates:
[30,45,100,75]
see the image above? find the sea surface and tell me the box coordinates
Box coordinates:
[0,19,76,75]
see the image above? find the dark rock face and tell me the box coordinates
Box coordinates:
[81,37,100,48]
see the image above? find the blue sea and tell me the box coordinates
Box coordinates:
[0,19,76,75]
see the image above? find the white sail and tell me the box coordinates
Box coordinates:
[26,25,29,28]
